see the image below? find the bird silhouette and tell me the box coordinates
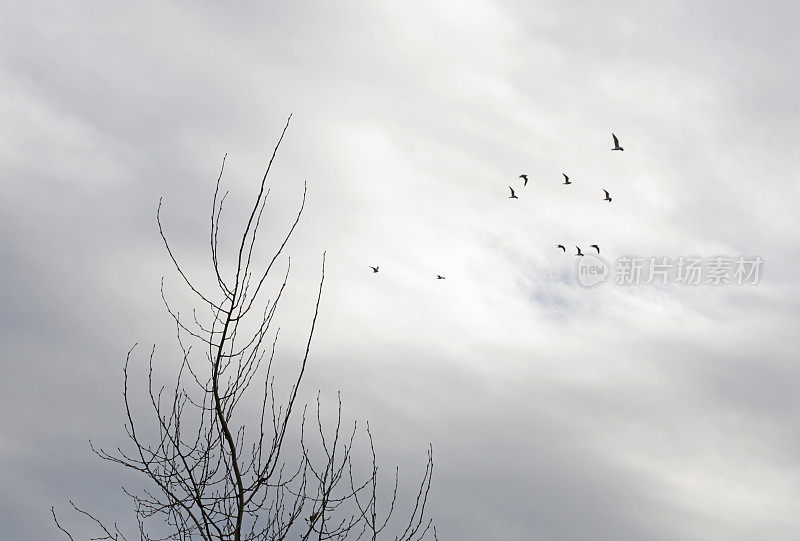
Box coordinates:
[509,186,518,199]
[557,244,566,252]
[611,133,624,151]
[603,189,612,202]
[562,173,571,185]
[370,266,379,273]
[590,244,600,254]
[436,275,446,280]
[519,174,528,186]
[575,246,584,256]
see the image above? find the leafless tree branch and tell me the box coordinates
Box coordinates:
[55,117,436,540]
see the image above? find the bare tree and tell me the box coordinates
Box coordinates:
[53,116,436,541]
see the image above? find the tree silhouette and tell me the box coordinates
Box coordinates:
[52,116,436,541]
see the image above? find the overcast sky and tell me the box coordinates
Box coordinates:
[2,1,800,539]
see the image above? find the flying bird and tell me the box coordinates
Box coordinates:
[557,244,566,252]
[436,275,446,280]
[603,189,612,202]
[575,246,584,256]
[519,174,528,186]
[611,133,624,151]
[590,244,600,254]
[369,266,379,273]
[509,186,518,199]
[562,173,571,185]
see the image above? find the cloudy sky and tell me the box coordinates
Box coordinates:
[2,1,800,539]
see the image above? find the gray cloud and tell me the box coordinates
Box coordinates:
[1,1,798,539]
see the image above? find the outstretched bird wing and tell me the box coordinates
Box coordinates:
[612,133,620,147]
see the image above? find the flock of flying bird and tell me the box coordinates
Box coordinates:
[511,132,622,258]
[370,133,626,276]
